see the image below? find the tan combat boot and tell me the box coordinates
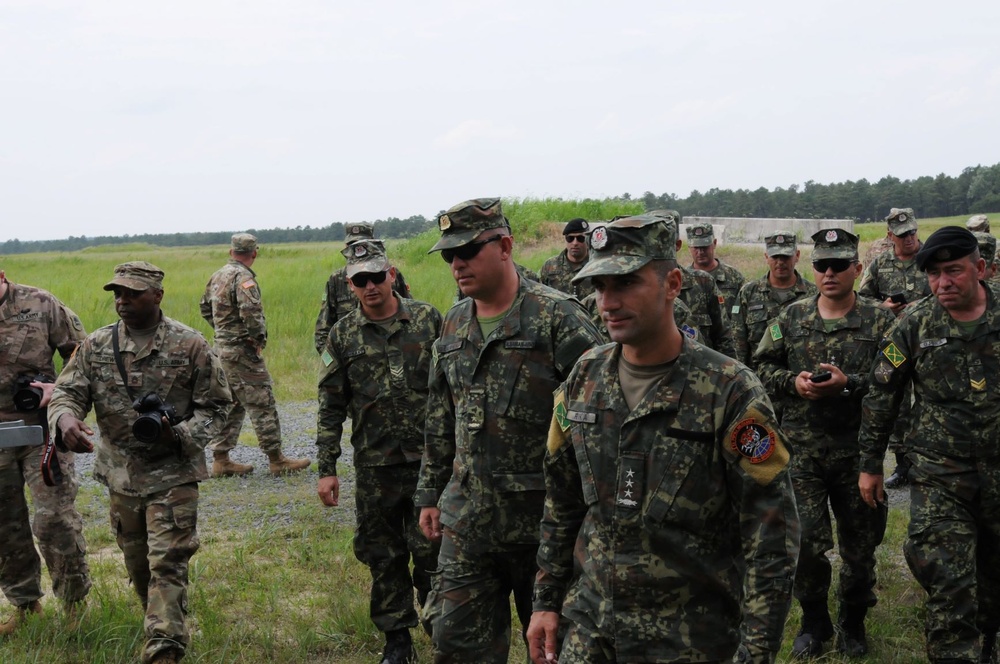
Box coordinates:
[212,451,254,478]
[0,600,42,636]
[267,452,311,476]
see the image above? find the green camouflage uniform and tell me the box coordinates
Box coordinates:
[701,259,745,312]
[678,265,737,357]
[535,338,799,663]
[415,277,601,663]
[755,292,894,614]
[539,249,594,299]
[317,294,442,634]
[200,258,282,455]
[313,265,411,353]
[49,311,232,664]
[859,282,1000,661]
[858,245,930,304]
[731,271,817,368]
[0,281,91,608]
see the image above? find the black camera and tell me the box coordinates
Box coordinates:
[13,374,54,412]
[131,393,180,443]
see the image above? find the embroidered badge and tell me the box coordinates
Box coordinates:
[241,280,256,290]
[775,235,786,244]
[730,418,776,464]
[591,226,608,250]
[971,378,987,392]
[438,214,451,231]
[616,456,644,508]
[679,323,697,339]
[321,349,334,367]
[731,305,741,315]
[882,342,906,367]
[717,295,725,305]
[874,361,894,384]
[769,323,783,341]
[825,230,838,242]
[353,244,368,257]
[554,392,570,432]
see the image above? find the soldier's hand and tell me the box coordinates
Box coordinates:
[318,475,340,507]
[419,507,442,541]
[810,363,848,397]
[57,413,94,453]
[527,611,560,664]
[859,472,886,509]
[32,381,55,408]
[883,297,906,316]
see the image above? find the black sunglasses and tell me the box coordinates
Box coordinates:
[349,271,389,288]
[895,229,917,239]
[441,235,502,264]
[565,234,587,244]
[812,259,856,273]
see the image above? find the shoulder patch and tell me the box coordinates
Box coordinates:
[882,342,906,367]
[717,295,725,305]
[547,390,570,455]
[679,323,698,339]
[731,418,776,464]
[731,305,741,315]
[241,279,257,289]
[769,323,783,341]
[725,406,789,486]
[873,360,894,384]
[321,349,334,367]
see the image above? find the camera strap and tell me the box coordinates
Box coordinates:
[39,413,64,487]
[112,322,138,402]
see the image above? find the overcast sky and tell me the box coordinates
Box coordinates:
[2,0,998,242]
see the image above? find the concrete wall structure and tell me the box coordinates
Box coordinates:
[680,217,854,245]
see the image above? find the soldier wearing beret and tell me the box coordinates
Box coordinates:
[859,226,1000,663]
[755,229,894,657]
[314,222,412,353]
[527,214,799,664]
[731,230,817,368]
[859,208,931,490]
[316,240,441,664]
[415,198,602,663]
[539,218,595,299]
[0,268,91,634]
[685,220,746,311]
[49,262,233,664]
[200,234,311,476]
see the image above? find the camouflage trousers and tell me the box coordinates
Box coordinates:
[791,451,887,607]
[0,443,90,606]
[211,346,281,455]
[904,450,1000,662]
[353,463,438,633]
[429,531,535,664]
[559,618,733,664]
[109,483,200,664]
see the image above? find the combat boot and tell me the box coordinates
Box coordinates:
[211,451,254,477]
[791,600,834,659]
[149,648,181,664]
[0,600,42,636]
[63,599,86,631]
[836,604,869,657]
[885,453,910,489]
[267,451,311,475]
[380,628,416,664]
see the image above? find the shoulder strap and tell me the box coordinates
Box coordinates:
[111,323,137,401]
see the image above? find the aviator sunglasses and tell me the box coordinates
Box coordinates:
[565,234,587,244]
[349,271,389,288]
[440,235,503,264]
[812,259,856,274]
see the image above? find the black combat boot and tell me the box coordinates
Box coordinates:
[982,626,999,664]
[380,628,416,664]
[791,600,834,659]
[885,453,911,489]
[836,604,869,657]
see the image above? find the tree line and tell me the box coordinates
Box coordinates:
[4,162,999,255]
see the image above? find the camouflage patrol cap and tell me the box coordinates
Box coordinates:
[685,221,715,247]
[429,198,508,253]
[885,208,918,236]
[345,221,375,245]
[340,237,384,260]
[916,226,979,270]
[967,214,990,233]
[810,228,859,261]
[231,233,258,253]
[572,215,677,283]
[103,261,164,292]
[344,240,390,279]
[974,232,996,266]
[765,230,798,257]
[648,209,681,224]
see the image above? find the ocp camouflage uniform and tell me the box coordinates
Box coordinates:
[700,259,745,312]
[859,283,1000,661]
[414,277,601,663]
[200,259,281,454]
[731,271,817,367]
[535,338,800,663]
[755,294,894,623]
[317,295,442,635]
[48,316,232,663]
[580,290,692,345]
[0,281,91,609]
[313,265,411,353]
[539,250,594,299]
[678,265,737,357]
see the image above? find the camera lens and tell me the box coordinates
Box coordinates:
[13,385,43,411]
[132,412,163,443]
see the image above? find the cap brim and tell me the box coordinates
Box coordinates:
[572,255,652,283]
[686,238,713,248]
[766,247,796,257]
[103,277,151,291]
[428,229,487,253]
[891,221,918,236]
[346,258,390,278]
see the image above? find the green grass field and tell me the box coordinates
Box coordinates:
[1,208,993,662]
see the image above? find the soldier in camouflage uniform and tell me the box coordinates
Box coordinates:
[859,227,1000,664]
[858,208,931,490]
[314,222,412,353]
[316,241,441,664]
[685,220,746,310]
[0,269,91,634]
[976,232,998,281]
[415,198,601,664]
[580,289,692,344]
[49,262,233,664]
[526,214,800,664]
[200,234,310,477]
[755,229,894,658]
[539,218,595,299]
[967,214,990,233]
[731,230,817,368]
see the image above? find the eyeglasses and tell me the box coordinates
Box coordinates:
[565,234,587,244]
[895,230,917,239]
[349,271,389,288]
[441,235,503,264]
[812,259,856,273]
